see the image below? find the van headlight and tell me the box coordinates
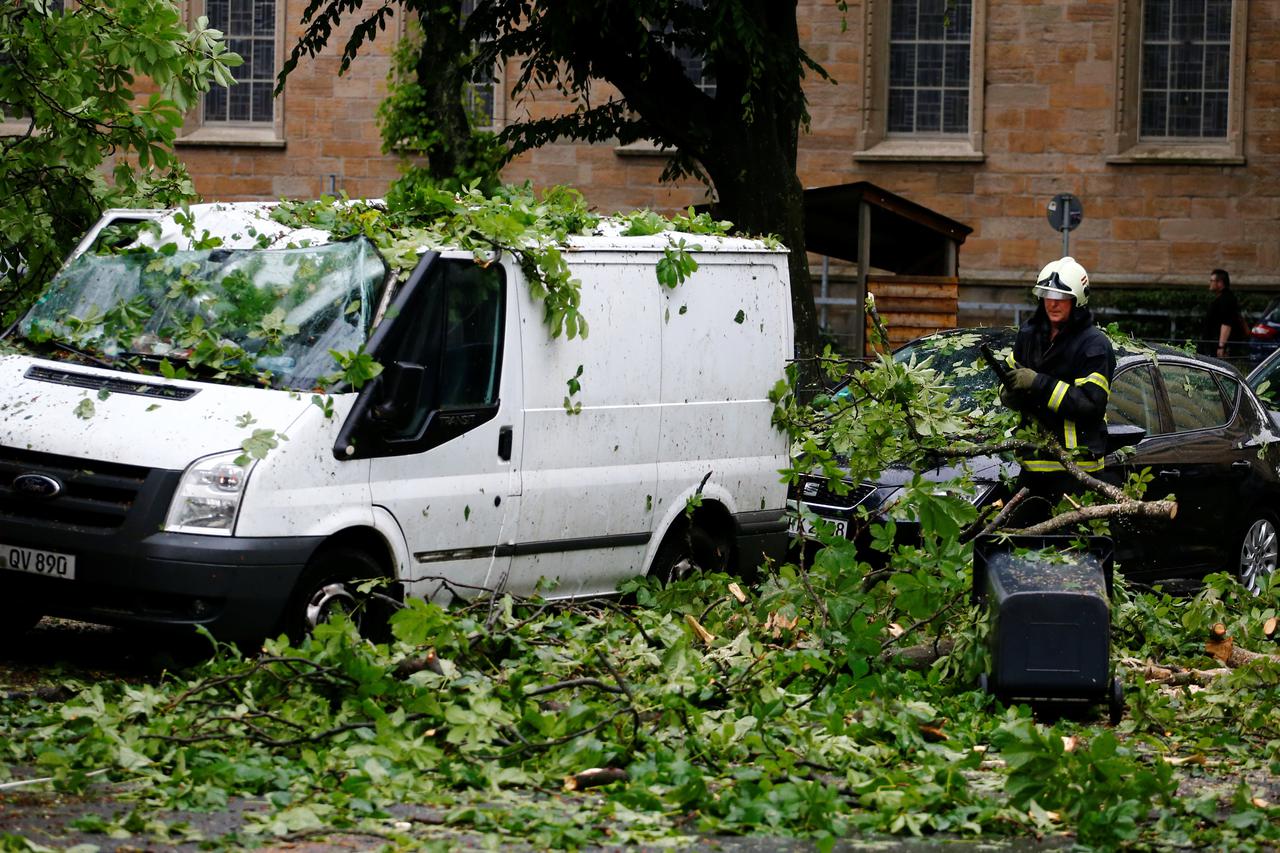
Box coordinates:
[164,451,252,535]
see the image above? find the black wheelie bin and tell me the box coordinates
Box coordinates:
[972,534,1124,724]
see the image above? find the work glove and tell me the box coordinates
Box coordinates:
[1009,367,1038,393]
[999,383,1016,408]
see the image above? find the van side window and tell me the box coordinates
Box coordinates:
[440,263,503,408]
[375,259,504,446]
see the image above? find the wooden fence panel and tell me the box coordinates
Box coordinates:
[867,274,958,351]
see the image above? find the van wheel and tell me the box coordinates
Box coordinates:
[650,524,730,584]
[1238,510,1279,594]
[0,599,42,643]
[282,547,391,642]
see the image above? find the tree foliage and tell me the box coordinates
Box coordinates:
[376,2,507,194]
[3,324,1280,848]
[0,0,240,322]
[2,532,1278,848]
[280,0,830,357]
[6,186,741,414]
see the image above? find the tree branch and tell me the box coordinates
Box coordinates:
[1013,497,1177,535]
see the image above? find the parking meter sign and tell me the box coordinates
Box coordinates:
[1047,193,1083,232]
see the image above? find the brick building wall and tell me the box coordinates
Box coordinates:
[174,1,404,202]
[180,0,1280,320]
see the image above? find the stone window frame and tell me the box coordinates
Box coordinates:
[854,0,987,164]
[1108,0,1248,165]
[613,11,715,158]
[463,54,506,134]
[465,59,506,134]
[461,0,505,133]
[176,0,287,149]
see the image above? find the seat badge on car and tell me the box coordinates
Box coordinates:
[12,473,63,499]
[802,481,820,498]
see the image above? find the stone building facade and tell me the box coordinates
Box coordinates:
[177,0,1280,337]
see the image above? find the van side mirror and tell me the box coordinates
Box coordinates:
[1105,423,1145,454]
[370,362,426,427]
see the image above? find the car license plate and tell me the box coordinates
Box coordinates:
[788,510,847,541]
[0,542,76,580]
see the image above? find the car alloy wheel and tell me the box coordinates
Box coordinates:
[1239,514,1279,594]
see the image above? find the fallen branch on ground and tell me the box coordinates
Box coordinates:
[1206,633,1280,669]
[563,767,629,791]
[1118,657,1230,685]
[882,637,956,670]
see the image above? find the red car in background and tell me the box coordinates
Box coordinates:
[1250,298,1280,357]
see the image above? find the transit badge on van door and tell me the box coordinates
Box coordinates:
[12,473,63,499]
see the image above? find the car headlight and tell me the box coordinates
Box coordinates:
[870,485,902,510]
[968,482,998,505]
[164,451,253,536]
[928,483,998,505]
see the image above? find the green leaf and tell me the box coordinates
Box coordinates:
[328,346,383,389]
[236,428,284,465]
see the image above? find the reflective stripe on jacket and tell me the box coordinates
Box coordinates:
[1007,304,1116,471]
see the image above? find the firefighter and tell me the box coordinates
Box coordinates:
[1000,257,1117,518]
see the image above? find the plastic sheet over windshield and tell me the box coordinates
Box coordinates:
[19,238,388,391]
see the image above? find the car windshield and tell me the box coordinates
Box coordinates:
[893,330,1012,410]
[17,238,388,391]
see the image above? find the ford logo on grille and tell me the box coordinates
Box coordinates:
[12,473,63,499]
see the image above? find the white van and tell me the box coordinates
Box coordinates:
[0,203,793,642]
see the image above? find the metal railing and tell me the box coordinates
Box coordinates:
[815,299,1276,373]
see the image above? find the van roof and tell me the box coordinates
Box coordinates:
[102,201,785,256]
[561,225,782,254]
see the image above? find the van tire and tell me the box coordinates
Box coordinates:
[0,600,42,642]
[649,524,730,584]
[282,546,392,642]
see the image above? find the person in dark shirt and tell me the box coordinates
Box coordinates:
[1201,268,1245,358]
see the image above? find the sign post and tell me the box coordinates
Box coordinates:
[1046,193,1084,256]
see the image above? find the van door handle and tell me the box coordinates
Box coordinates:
[1156,469,1181,478]
[498,426,513,461]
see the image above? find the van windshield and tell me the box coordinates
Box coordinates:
[16,238,388,391]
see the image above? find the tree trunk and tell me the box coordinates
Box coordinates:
[709,161,818,366]
[705,1,819,365]
[413,4,472,182]
[584,0,822,365]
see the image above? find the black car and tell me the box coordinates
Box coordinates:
[790,328,1280,593]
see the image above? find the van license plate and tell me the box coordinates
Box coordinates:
[1,543,76,580]
[788,512,847,541]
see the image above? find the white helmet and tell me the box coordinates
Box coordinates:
[1032,257,1090,306]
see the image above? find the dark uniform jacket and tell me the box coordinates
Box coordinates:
[1006,304,1115,473]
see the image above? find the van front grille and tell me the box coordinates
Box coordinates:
[0,446,150,530]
